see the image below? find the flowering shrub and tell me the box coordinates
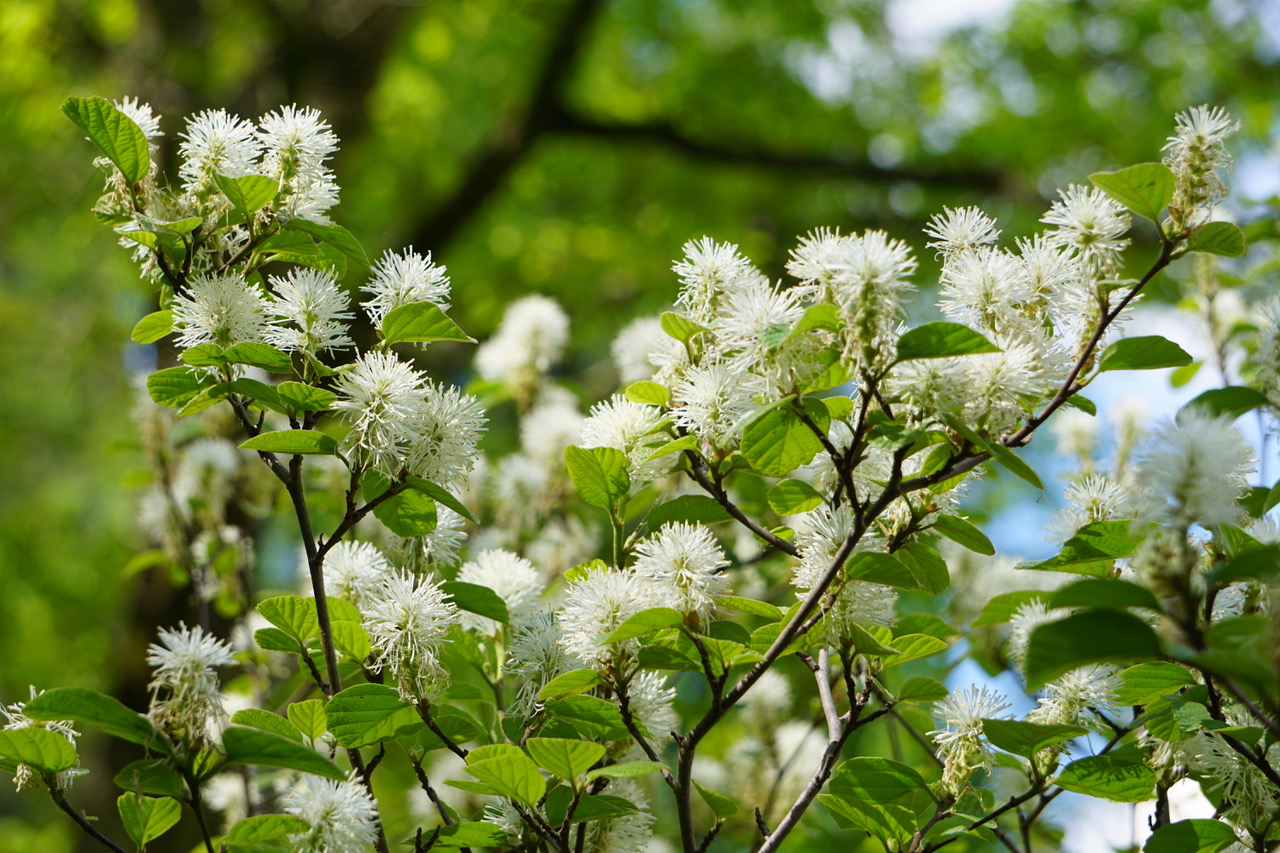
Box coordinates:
[2,96,1277,853]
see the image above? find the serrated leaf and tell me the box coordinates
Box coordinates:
[382,302,475,345]
[625,381,670,407]
[466,752,546,806]
[1089,163,1175,222]
[63,96,151,184]
[406,477,480,523]
[117,793,181,846]
[239,429,336,456]
[847,623,901,656]
[768,479,823,515]
[147,366,214,409]
[828,757,935,837]
[882,634,949,668]
[717,596,782,621]
[1055,754,1155,802]
[442,581,509,625]
[325,684,422,749]
[1025,610,1162,689]
[896,677,950,702]
[0,728,77,774]
[1143,818,1239,853]
[565,446,631,508]
[256,596,318,645]
[286,701,328,742]
[932,514,995,555]
[1179,385,1268,420]
[526,737,607,781]
[275,381,337,412]
[1099,336,1192,372]
[694,782,739,817]
[583,761,665,781]
[131,310,172,344]
[373,488,437,537]
[223,342,293,373]
[221,727,345,780]
[599,607,683,644]
[214,174,279,217]
[895,322,1000,362]
[659,311,707,343]
[539,670,602,701]
[981,719,1087,757]
[23,687,162,750]
[230,709,303,742]
[254,627,301,654]
[1185,221,1246,257]
[284,220,369,270]
[739,399,827,478]
[646,494,731,528]
[896,541,951,594]
[225,814,310,843]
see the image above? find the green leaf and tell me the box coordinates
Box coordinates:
[23,687,162,750]
[981,719,1087,757]
[114,760,185,798]
[646,494,732,528]
[180,344,226,367]
[1180,386,1269,420]
[896,677,950,703]
[932,514,995,556]
[1211,544,1280,585]
[1055,754,1156,802]
[767,479,823,515]
[526,737,607,781]
[846,623,902,656]
[382,301,475,345]
[231,709,303,743]
[117,793,181,846]
[945,417,1043,489]
[1049,578,1161,611]
[625,381,670,407]
[895,322,1000,362]
[372,489,437,537]
[442,581,509,624]
[828,757,936,838]
[538,670,602,701]
[256,596,318,645]
[541,696,630,741]
[1065,394,1098,415]
[214,174,279,217]
[426,822,510,847]
[466,752,546,806]
[222,727,345,779]
[224,377,285,414]
[785,303,842,343]
[973,591,1050,626]
[896,541,951,594]
[0,728,77,774]
[598,607,683,644]
[1184,222,1246,257]
[1025,610,1162,689]
[565,446,631,508]
[131,310,173,345]
[583,761,665,782]
[254,627,301,654]
[717,596,782,621]
[1113,663,1197,707]
[846,551,920,591]
[1143,818,1239,853]
[694,782,739,817]
[284,220,370,270]
[1099,336,1192,372]
[223,341,294,373]
[882,634,950,668]
[62,96,151,184]
[1023,521,1136,575]
[239,429,336,456]
[225,815,310,844]
[1089,163,1175,222]
[275,381,337,413]
[739,399,827,478]
[822,395,855,421]
[325,684,423,749]
[147,366,214,409]
[659,311,707,343]
[1144,695,1212,742]
[404,477,479,524]
[286,700,328,742]
[646,435,700,460]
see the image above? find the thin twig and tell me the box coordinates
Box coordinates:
[50,791,130,853]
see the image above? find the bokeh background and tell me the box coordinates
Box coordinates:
[2,0,1278,848]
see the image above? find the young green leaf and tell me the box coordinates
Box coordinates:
[583,761,666,782]
[538,670,603,701]
[117,793,181,847]
[230,708,303,742]
[225,814,310,844]
[931,514,995,556]
[1142,818,1238,853]
[625,381,670,407]
[739,399,827,477]
[113,760,185,799]
[223,341,294,373]
[1178,385,1268,420]
[767,478,824,515]
[275,381,337,412]
[0,728,77,774]
[147,366,214,409]
[981,719,1087,757]
[221,727,346,780]
[239,429,336,455]
[1089,163,1175,222]
[324,684,423,749]
[526,737,607,781]
[659,312,707,343]
[214,173,279,217]
[441,581,510,624]
[1048,578,1161,611]
[256,595,319,645]
[405,477,480,523]
[1113,662,1197,706]
[1098,336,1192,372]
[131,310,173,345]
[895,322,1001,362]
[286,700,328,742]
[1184,221,1246,257]
[62,96,151,185]
[564,445,631,508]
[694,782,740,817]
[645,494,732,528]
[382,302,475,345]
[466,752,546,806]
[284,220,370,270]
[1055,754,1156,802]
[23,687,163,750]
[598,607,683,644]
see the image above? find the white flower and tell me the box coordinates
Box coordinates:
[361,248,451,327]
[363,571,457,702]
[457,549,543,634]
[673,237,759,325]
[1163,105,1238,177]
[1047,407,1098,468]
[178,109,261,191]
[1136,409,1255,529]
[1016,234,1079,302]
[1187,727,1280,825]
[579,395,672,483]
[257,105,338,180]
[792,506,897,640]
[589,778,655,853]
[631,522,730,625]
[172,273,272,350]
[506,610,570,715]
[559,569,656,671]
[670,362,756,454]
[938,246,1031,333]
[265,267,353,355]
[474,295,570,394]
[625,670,678,742]
[3,687,81,791]
[739,669,792,729]
[147,623,236,749]
[930,685,1011,794]
[925,206,1001,256]
[114,97,163,142]
[519,391,583,464]
[716,277,805,375]
[1041,185,1131,271]
[282,772,380,853]
[321,540,392,610]
[332,351,426,475]
[611,316,676,384]
[1029,664,1120,730]
[1046,473,1131,543]
[403,381,486,485]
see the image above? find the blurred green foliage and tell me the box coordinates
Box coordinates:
[1,0,1275,849]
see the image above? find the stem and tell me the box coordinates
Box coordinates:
[181,770,217,853]
[50,791,130,853]
[684,450,799,557]
[416,701,469,760]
